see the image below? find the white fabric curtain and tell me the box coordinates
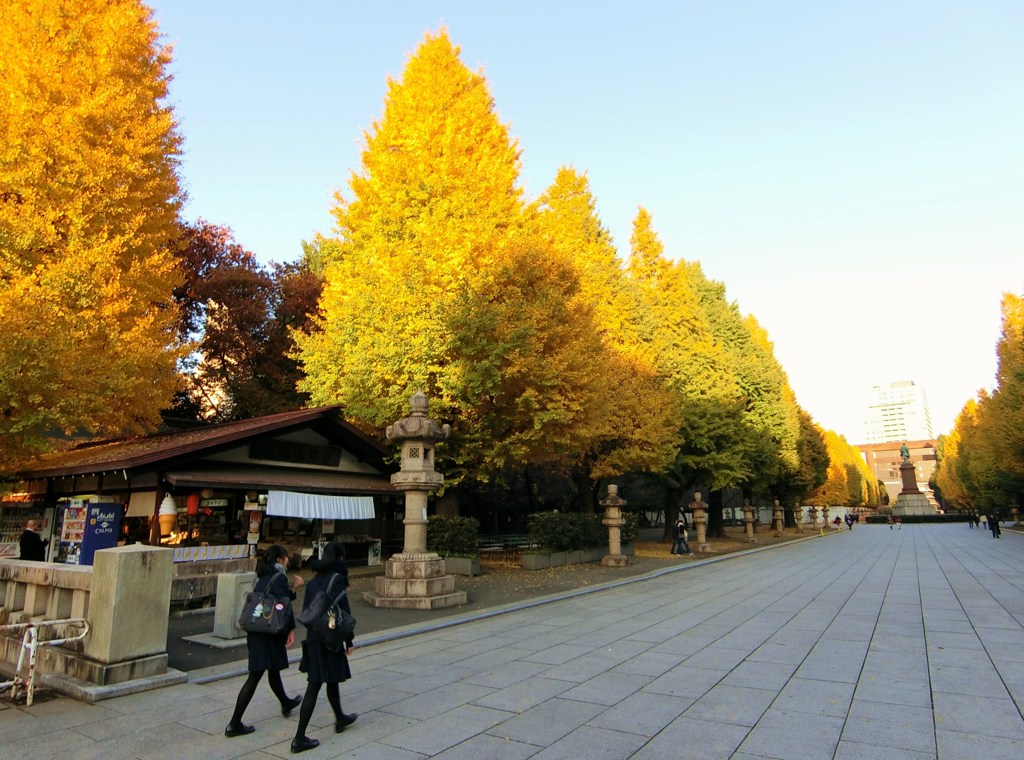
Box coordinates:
[266,490,375,520]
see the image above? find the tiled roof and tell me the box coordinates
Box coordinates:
[19,407,390,478]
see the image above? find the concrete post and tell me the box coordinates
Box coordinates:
[213,571,256,640]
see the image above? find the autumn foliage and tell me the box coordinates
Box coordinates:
[0,0,185,468]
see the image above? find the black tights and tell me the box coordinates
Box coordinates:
[230,669,289,724]
[294,681,342,739]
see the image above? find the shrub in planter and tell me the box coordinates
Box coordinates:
[426,515,480,558]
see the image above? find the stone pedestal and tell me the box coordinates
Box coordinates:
[600,485,628,567]
[364,392,466,610]
[893,461,936,516]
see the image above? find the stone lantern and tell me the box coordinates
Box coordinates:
[742,499,756,543]
[772,499,784,537]
[821,505,830,529]
[599,484,628,567]
[690,492,710,553]
[364,392,467,610]
[807,505,818,528]
[1012,506,1020,526]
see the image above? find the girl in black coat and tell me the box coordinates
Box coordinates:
[225,544,304,737]
[291,540,357,753]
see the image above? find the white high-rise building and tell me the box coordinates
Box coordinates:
[862,380,934,444]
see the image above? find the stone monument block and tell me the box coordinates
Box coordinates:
[213,571,255,640]
[85,545,173,665]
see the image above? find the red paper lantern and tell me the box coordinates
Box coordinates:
[186,494,200,516]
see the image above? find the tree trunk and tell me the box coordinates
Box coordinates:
[707,489,726,538]
[662,487,681,542]
[575,471,596,514]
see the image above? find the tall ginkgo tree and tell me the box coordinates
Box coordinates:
[297,30,525,428]
[0,0,185,470]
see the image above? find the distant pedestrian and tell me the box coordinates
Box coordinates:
[974,514,981,528]
[896,516,902,530]
[887,515,894,530]
[968,515,974,528]
[845,514,854,531]
[225,545,304,738]
[981,514,987,530]
[671,516,692,556]
[989,514,1002,538]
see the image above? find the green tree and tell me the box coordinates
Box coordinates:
[535,172,680,511]
[0,0,184,469]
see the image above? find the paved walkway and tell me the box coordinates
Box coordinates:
[3,524,1023,759]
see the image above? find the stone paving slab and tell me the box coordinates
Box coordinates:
[4,524,1024,758]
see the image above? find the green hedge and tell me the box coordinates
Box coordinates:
[527,510,639,552]
[426,515,480,557]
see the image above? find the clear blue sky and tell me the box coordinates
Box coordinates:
[148,0,1023,442]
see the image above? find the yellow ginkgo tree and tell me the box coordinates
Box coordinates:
[0,0,185,470]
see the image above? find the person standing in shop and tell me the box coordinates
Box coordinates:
[19,518,48,561]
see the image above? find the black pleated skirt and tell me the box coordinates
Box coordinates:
[299,638,351,684]
[246,631,290,672]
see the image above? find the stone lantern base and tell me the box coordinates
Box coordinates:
[362,552,467,610]
[601,554,628,567]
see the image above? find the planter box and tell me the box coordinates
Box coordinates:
[548,551,567,567]
[443,556,480,576]
[521,553,550,570]
[566,550,584,565]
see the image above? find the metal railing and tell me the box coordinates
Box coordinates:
[0,618,89,706]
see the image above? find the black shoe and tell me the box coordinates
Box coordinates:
[291,736,319,753]
[225,722,255,737]
[281,695,302,716]
[335,712,358,733]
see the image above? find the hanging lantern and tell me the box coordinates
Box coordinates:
[186,494,200,516]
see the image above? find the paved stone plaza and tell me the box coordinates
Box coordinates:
[2,524,1022,758]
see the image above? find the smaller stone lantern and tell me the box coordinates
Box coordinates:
[742,499,756,544]
[772,499,784,537]
[690,492,710,553]
[600,484,628,567]
[821,505,830,529]
[807,505,818,529]
[793,502,803,533]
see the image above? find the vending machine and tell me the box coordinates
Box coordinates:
[56,498,123,565]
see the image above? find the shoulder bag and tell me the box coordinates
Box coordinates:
[238,570,292,635]
[297,574,356,651]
